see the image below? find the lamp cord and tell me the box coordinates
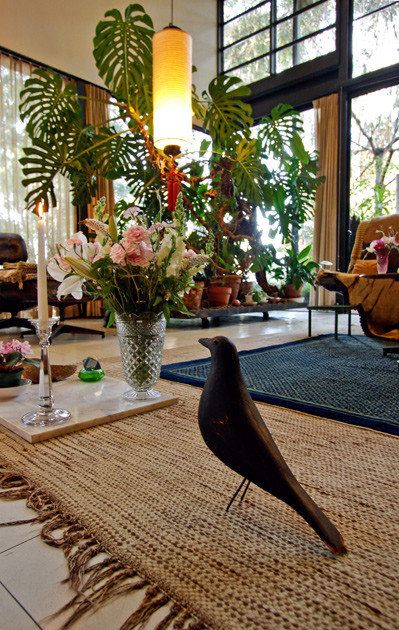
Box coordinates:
[170,0,174,25]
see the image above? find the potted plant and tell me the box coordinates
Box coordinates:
[276,244,319,299]
[183,274,206,311]
[0,339,38,387]
[210,238,243,303]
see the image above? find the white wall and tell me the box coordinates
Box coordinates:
[0,0,216,91]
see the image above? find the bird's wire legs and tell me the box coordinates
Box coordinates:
[239,479,251,503]
[225,477,251,513]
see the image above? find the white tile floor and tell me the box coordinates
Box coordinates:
[0,308,364,629]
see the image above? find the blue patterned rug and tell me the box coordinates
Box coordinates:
[161,335,399,435]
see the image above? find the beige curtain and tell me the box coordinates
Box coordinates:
[311,93,339,306]
[84,84,115,316]
[85,84,115,219]
[0,53,75,260]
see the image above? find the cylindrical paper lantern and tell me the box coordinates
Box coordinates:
[153,26,192,151]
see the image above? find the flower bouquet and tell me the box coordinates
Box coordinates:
[47,197,209,400]
[365,228,399,274]
[0,339,39,388]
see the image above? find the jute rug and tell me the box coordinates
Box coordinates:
[1,359,398,629]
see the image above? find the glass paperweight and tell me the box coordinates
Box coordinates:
[78,357,105,382]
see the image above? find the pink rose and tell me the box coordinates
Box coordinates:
[148,222,169,234]
[124,226,150,246]
[125,241,154,267]
[184,248,196,259]
[372,239,387,253]
[110,243,127,266]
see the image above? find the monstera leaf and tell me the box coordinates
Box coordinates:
[231,138,266,205]
[20,139,64,211]
[202,76,253,148]
[258,104,308,163]
[93,4,153,110]
[90,126,142,179]
[20,69,80,140]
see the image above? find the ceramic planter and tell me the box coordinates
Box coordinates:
[207,286,232,308]
[210,275,242,303]
[0,367,24,388]
[284,283,303,299]
[183,282,205,311]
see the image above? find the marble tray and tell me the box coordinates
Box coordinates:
[0,376,178,443]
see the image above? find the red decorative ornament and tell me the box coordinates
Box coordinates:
[166,163,183,212]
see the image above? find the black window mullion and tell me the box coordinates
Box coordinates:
[221,24,271,53]
[270,0,277,74]
[223,0,269,26]
[293,0,299,67]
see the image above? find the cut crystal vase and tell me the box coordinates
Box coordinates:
[116,311,166,401]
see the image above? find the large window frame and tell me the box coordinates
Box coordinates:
[218,0,399,270]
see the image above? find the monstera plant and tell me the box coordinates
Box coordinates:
[19,3,323,288]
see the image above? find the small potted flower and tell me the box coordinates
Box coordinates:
[0,340,39,388]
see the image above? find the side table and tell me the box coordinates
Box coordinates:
[307,304,357,339]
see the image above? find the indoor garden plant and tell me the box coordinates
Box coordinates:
[0,339,38,388]
[47,197,208,399]
[19,4,323,309]
[275,244,320,299]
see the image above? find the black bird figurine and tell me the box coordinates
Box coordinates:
[198,336,347,556]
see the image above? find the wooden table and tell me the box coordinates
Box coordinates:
[172,301,302,328]
[307,304,357,339]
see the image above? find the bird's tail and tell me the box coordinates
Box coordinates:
[286,480,347,556]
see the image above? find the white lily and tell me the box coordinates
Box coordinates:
[57,274,85,300]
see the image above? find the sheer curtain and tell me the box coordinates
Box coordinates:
[0,53,75,261]
[311,93,339,306]
[85,84,115,218]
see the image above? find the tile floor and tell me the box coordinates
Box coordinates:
[0,308,363,629]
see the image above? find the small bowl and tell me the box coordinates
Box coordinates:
[24,362,77,384]
[0,378,32,400]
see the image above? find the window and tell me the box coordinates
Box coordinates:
[350,85,399,222]
[352,1,399,77]
[220,0,337,84]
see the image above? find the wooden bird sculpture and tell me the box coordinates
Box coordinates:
[198,336,347,555]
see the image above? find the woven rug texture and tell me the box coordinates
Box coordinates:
[1,362,398,629]
[161,335,399,435]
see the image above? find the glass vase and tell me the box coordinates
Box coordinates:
[376,252,389,274]
[115,311,166,401]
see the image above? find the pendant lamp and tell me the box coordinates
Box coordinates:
[152,2,192,153]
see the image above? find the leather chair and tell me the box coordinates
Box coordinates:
[0,232,105,339]
[0,233,36,331]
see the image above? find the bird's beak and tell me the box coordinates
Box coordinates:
[199,338,213,349]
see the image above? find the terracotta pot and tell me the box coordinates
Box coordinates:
[183,282,205,311]
[207,286,232,308]
[0,367,23,388]
[210,275,242,303]
[238,280,254,300]
[283,283,303,299]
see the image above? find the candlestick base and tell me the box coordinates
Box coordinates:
[20,317,71,428]
[21,408,71,427]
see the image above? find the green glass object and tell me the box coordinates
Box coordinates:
[78,357,104,382]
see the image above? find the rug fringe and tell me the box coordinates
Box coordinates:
[0,463,208,629]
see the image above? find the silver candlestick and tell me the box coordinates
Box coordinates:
[21,317,71,427]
